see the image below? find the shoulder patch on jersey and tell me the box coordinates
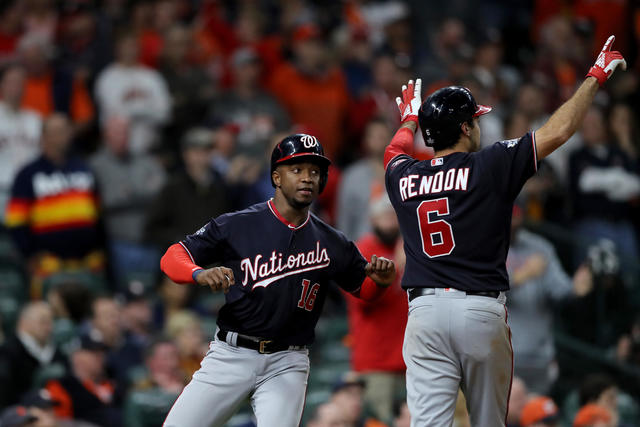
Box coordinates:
[500,139,519,148]
[389,157,409,171]
[195,226,206,235]
[431,158,443,166]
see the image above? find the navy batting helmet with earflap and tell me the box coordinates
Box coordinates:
[270,134,331,193]
[418,86,492,151]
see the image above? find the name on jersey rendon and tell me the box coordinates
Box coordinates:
[241,241,330,289]
[398,167,469,201]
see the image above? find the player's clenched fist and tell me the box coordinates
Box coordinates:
[365,254,396,287]
[195,266,235,293]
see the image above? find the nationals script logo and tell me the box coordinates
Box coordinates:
[241,241,330,289]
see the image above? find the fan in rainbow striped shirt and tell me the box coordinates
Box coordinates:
[4,114,105,296]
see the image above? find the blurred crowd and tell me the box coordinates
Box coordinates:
[0,0,639,426]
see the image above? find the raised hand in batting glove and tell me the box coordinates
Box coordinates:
[395,78,422,124]
[587,35,627,87]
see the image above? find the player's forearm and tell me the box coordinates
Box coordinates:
[535,78,599,159]
[160,243,203,284]
[383,122,416,169]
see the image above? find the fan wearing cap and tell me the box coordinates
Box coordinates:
[520,396,560,427]
[44,334,121,427]
[328,372,386,427]
[160,133,395,427]
[384,36,626,427]
[573,404,615,427]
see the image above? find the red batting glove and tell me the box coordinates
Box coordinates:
[586,35,627,87]
[395,78,422,124]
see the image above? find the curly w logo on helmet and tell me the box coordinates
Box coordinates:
[300,134,318,148]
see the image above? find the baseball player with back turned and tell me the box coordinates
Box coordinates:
[384,36,626,426]
[159,133,396,427]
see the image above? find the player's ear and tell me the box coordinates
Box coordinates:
[272,169,281,187]
[461,121,471,137]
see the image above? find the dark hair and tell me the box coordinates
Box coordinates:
[53,282,93,323]
[578,373,616,406]
[392,399,407,418]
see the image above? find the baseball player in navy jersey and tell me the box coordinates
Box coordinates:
[384,36,626,427]
[159,133,396,427]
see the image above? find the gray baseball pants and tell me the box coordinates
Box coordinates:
[164,336,310,427]
[403,288,513,427]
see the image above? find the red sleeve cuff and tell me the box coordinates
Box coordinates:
[160,243,202,284]
[384,127,415,170]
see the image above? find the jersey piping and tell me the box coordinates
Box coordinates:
[267,198,310,230]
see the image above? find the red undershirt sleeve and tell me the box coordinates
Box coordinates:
[383,127,415,170]
[355,277,388,301]
[160,243,203,284]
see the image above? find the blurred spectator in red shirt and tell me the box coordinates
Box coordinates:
[268,23,350,161]
[344,194,407,424]
[574,0,629,58]
[0,1,23,63]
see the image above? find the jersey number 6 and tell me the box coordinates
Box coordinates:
[417,197,456,258]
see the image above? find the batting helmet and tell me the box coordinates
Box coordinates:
[270,134,331,193]
[418,86,492,150]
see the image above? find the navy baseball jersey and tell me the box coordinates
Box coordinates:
[385,132,539,291]
[180,199,367,346]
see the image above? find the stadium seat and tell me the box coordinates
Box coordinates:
[42,271,107,297]
[0,267,27,302]
[0,296,21,337]
[123,387,180,427]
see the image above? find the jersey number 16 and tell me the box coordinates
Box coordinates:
[297,279,319,311]
[417,197,456,258]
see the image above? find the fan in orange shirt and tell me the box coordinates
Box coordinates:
[269,24,350,161]
[17,33,94,126]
